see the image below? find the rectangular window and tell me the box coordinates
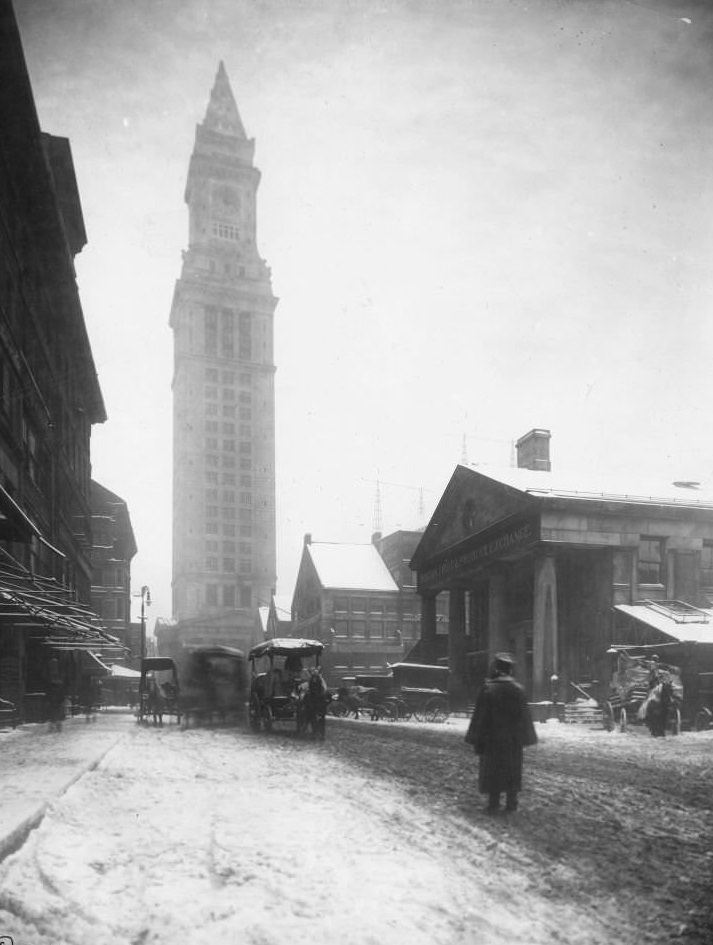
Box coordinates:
[222,405,236,418]
[351,598,366,614]
[205,540,218,552]
[221,309,234,358]
[206,557,218,571]
[205,420,219,433]
[223,557,235,572]
[223,585,236,608]
[222,422,235,435]
[222,371,235,384]
[239,392,252,404]
[206,505,218,518]
[223,439,235,452]
[223,524,236,536]
[223,540,236,554]
[206,522,219,534]
[638,537,664,585]
[334,597,348,613]
[204,385,218,400]
[334,621,349,638]
[239,526,252,537]
[204,368,218,382]
[204,307,217,356]
[239,312,251,359]
[206,585,218,605]
[206,403,218,416]
[702,541,713,589]
[240,586,252,608]
[369,621,384,639]
[351,620,366,638]
[240,559,252,574]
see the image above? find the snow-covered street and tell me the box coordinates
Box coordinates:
[0,713,711,944]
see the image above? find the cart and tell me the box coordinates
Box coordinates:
[330,664,450,723]
[602,648,682,735]
[179,645,247,727]
[138,657,181,726]
[247,638,329,736]
[694,672,713,731]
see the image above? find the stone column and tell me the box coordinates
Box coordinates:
[447,588,468,706]
[533,553,558,701]
[419,592,438,664]
[487,571,507,657]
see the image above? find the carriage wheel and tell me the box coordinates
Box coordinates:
[602,702,615,732]
[619,707,628,733]
[695,708,713,732]
[423,697,449,723]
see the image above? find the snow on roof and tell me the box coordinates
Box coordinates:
[271,595,292,620]
[468,464,713,509]
[308,542,399,592]
[615,602,713,645]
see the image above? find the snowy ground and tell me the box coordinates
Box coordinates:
[0,714,711,944]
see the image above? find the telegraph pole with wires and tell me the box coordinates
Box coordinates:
[372,475,383,534]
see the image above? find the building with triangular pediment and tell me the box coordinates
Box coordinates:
[168,64,277,657]
[411,429,713,706]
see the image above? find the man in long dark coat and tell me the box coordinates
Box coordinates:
[465,653,537,813]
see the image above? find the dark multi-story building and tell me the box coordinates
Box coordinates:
[169,64,277,655]
[0,1,117,718]
[90,481,137,652]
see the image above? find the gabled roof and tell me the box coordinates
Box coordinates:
[475,465,713,509]
[307,542,399,593]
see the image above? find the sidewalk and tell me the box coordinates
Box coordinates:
[0,708,132,862]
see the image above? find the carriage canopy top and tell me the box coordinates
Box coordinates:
[140,657,178,673]
[248,638,323,660]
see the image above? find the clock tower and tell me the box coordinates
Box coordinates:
[169,63,277,652]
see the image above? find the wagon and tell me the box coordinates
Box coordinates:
[179,645,247,728]
[330,663,450,723]
[138,657,181,725]
[247,638,329,736]
[602,648,682,735]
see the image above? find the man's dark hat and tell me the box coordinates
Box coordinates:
[494,652,516,666]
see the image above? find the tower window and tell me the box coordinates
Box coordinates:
[212,222,239,241]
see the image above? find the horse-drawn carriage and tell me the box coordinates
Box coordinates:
[329,663,450,723]
[248,638,331,738]
[179,645,247,728]
[138,657,181,726]
[602,648,682,736]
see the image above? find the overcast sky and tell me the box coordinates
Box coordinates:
[13,0,713,622]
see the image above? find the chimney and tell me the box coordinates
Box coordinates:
[516,429,551,472]
[303,533,312,547]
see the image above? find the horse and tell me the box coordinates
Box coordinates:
[638,679,675,737]
[297,669,332,739]
[147,678,165,726]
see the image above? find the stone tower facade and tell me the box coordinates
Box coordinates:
[169,63,277,651]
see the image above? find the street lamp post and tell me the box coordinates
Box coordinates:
[139,585,151,662]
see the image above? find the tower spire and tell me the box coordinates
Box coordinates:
[203,61,247,138]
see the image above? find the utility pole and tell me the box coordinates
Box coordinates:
[139,585,151,662]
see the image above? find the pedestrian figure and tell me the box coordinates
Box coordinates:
[46,657,66,732]
[465,653,537,813]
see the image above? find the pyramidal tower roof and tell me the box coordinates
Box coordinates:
[202,61,247,138]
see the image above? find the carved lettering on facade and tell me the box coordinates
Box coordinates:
[420,520,536,588]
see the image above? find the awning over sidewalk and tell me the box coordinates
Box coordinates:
[614,600,713,645]
[0,555,124,651]
[109,664,141,678]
